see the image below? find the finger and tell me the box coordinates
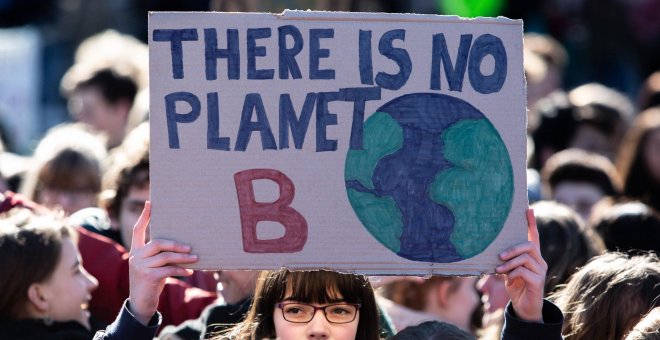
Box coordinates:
[138,239,192,258]
[138,251,198,268]
[152,266,194,279]
[499,241,545,267]
[131,201,151,251]
[495,253,545,275]
[527,208,540,248]
[505,267,544,289]
[138,266,195,283]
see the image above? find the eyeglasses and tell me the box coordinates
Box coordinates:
[276,302,361,324]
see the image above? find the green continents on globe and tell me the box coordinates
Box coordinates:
[345,111,404,253]
[431,118,513,259]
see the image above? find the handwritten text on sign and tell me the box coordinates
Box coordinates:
[155,28,507,151]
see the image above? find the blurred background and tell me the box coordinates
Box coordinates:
[1,3,659,336]
[0,0,658,154]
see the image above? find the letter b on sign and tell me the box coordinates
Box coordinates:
[234,169,308,253]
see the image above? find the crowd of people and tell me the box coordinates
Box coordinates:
[1,1,660,339]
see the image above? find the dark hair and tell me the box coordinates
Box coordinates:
[532,201,605,294]
[530,91,578,169]
[591,199,660,254]
[531,86,631,169]
[104,152,149,220]
[0,216,72,319]
[572,103,626,142]
[37,148,102,194]
[75,68,137,105]
[617,108,660,211]
[550,252,660,340]
[541,148,621,197]
[568,83,634,127]
[219,269,380,339]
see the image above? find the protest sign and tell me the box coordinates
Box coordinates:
[149,10,527,275]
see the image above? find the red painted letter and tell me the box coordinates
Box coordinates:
[234,169,308,253]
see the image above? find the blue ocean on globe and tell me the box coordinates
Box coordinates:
[345,93,513,263]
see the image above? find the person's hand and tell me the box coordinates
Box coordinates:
[495,208,546,323]
[128,201,198,325]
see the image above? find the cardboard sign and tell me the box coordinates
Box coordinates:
[148,11,527,275]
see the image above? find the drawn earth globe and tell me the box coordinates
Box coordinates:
[344,93,513,263]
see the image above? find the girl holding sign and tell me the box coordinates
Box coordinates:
[218,269,381,339]
[93,202,564,339]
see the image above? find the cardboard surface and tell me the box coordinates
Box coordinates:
[149,10,527,275]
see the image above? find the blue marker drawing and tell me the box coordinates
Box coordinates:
[345,93,513,263]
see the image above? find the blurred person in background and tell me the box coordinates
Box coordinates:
[541,148,621,221]
[62,67,138,150]
[617,108,660,211]
[390,320,476,340]
[20,123,107,216]
[378,276,480,334]
[60,30,148,149]
[84,122,151,246]
[158,270,259,340]
[531,83,633,170]
[550,252,660,340]
[567,83,634,160]
[530,91,576,170]
[531,200,605,294]
[524,33,567,119]
[590,198,660,254]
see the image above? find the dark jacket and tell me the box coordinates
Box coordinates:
[0,318,92,340]
[501,299,564,340]
[93,300,160,340]
[158,298,252,339]
[390,299,564,340]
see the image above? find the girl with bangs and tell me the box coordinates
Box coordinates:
[219,269,381,340]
